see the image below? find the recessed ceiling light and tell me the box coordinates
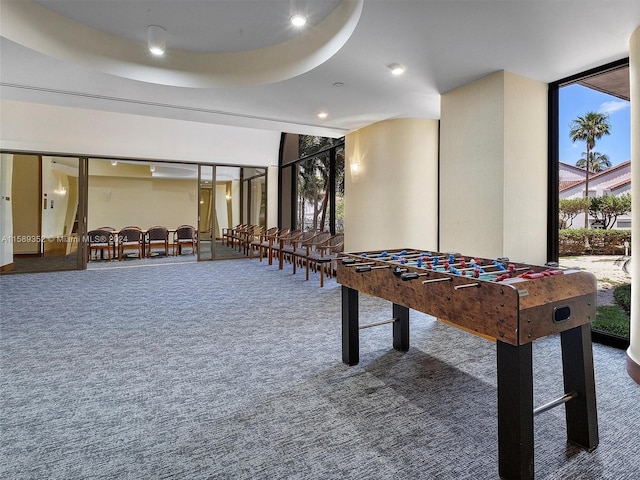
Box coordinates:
[317,112,328,119]
[388,63,406,75]
[290,14,307,27]
[148,25,166,56]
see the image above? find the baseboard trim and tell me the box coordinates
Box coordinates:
[626,348,640,385]
[0,262,15,272]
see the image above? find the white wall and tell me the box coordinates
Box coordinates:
[440,71,547,264]
[41,156,71,238]
[0,155,14,269]
[344,118,439,252]
[0,99,281,167]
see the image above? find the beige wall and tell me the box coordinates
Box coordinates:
[440,71,547,263]
[267,166,278,229]
[629,26,640,381]
[11,155,41,254]
[88,176,197,231]
[344,118,439,252]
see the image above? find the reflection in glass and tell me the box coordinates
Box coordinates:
[0,154,81,274]
[199,165,214,261]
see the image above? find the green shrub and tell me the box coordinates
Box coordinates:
[559,229,631,256]
[613,283,631,313]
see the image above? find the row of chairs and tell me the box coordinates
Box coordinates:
[224,224,344,287]
[88,225,197,261]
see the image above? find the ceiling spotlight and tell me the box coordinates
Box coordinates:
[290,14,307,27]
[148,25,166,56]
[388,63,406,75]
[317,112,328,119]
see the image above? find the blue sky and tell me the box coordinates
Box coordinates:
[559,83,631,167]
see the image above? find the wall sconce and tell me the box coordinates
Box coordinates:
[111,160,118,166]
[350,162,360,182]
[149,164,156,173]
[225,194,232,201]
[54,187,67,196]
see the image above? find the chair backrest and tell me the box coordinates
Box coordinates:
[274,228,291,241]
[118,226,142,244]
[147,226,168,241]
[97,226,116,231]
[309,231,332,246]
[88,229,112,244]
[326,233,344,253]
[259,227,278,240]
[297,230,317,244]
[284,229,303,243]
[176,225,196,240]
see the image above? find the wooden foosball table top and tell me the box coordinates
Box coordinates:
[336,248,597,346]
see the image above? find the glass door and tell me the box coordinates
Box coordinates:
[0,154,85,274]
[198,165,214,261]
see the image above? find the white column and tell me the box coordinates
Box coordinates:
[628,26,640,384]
[440,71,547,264]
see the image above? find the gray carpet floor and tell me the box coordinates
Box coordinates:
[1,258,638,479]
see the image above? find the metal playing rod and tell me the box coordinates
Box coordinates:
[454,283,480,290]
[422,277,453,284]
[356,265,392,273]
[365,250,419,259]
[533,391,578,416]
[474,266,532,277]
[359,318,397,329]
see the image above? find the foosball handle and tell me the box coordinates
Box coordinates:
[401,272,420,281]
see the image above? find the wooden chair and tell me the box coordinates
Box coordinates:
[240,225,263,256]
[307,233,344,287]
[118,226,143,260]
[223,224,244,248]
[282,230,316,271]
[174,225,197,255]
[269,229,301,269]
[265,228,290,265]
[291,231,332,276]
[250,227,278,259]
[146,226,169,257]
[231,224,252,252]
[258,228,287,263]
[87,228,114,261]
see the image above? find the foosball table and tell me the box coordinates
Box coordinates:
[336,248,599,480]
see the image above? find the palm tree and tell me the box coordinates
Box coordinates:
[569,112,611,227]
[575,151,612,173]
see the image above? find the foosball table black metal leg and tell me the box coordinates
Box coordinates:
[497,340,534,480]
[560,324,599,450]
[392,303,409,351]
[342,286,359,365]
